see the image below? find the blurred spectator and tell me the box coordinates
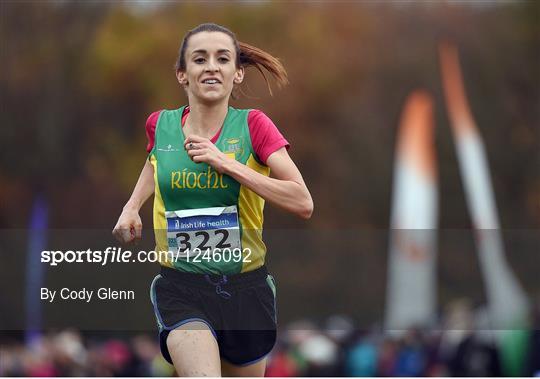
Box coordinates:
[393,329,427,376]
[346,335,378,376]
[377,337,398,376]
[1,304,539,377]
[448,332,501,376]
[266,347,299,377]
[297,332,339,376]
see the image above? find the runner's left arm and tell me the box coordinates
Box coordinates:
[185,135,313,219]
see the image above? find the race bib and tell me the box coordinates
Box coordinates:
[165,206,241,257]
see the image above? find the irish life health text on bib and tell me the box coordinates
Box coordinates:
[165,206,241,258]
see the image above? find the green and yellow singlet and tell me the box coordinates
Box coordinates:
[146,106,288,274]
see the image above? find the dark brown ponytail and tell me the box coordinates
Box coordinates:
[238,42,288,96]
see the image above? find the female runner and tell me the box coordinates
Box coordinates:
[113,23,313,377]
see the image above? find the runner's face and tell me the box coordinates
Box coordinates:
[178,32,244,103]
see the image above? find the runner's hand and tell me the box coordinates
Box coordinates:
[184,135,232,173]
[112,208,142,245]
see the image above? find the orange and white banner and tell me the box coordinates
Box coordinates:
[439,42,529,329]
[385,90,438,330]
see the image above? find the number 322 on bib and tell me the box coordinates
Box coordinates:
[165,206,241,257]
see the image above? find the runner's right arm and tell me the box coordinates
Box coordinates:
[112,160,155,244]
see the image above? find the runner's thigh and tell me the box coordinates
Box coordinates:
[167,321,221,377]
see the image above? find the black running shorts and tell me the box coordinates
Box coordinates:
[150,265,277,366]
